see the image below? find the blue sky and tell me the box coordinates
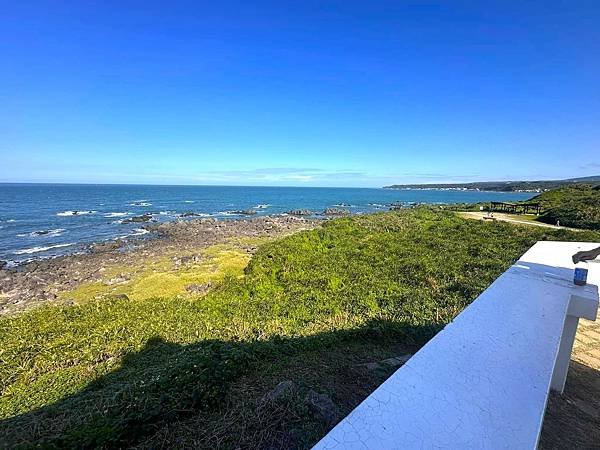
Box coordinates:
[1,1,599,187]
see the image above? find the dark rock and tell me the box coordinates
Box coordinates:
[263,380,296,403]
[323,208,350,216]
[181,211,201,217]
[122,214,153,223]
[180,256,194,265]
[143,223,162,232]
[0,261,7,270]
[22,261,40,273]
[287,209,313,216]
[305,390,339,426]
[232,209,257,215]
[90,241,121,253]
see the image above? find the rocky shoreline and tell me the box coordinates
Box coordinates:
[0,216,319,316]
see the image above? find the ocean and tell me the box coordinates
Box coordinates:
[0,184,533,266]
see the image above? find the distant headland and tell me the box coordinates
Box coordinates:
[383,175,600,193]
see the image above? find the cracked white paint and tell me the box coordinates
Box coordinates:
[314,241,600,450]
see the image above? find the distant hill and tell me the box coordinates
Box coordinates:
[530,184,600,230]
[384,175,600,192]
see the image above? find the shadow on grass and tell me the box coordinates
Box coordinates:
[0,319,438,449]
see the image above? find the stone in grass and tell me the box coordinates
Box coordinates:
[357,354,413,372]
[186,282,212,295]
[263,380,297,403]
[380,354,412,368]
[107,293,130,301]
[305,389,339,426]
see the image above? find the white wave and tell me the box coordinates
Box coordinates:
[17,228,66,238]
[57,210,96,216]
[159,211,177,215]
[129,202,152,207]
[117,228,150,239]
[131,228,150,236]
[6,219,16,222]
[218,211,240,216]
[183,200,195,203]
[14,243,75,255]
[255,204,270,209]
[104,212,130,218]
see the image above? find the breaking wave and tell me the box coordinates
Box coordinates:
[14,243,75,255]
[17,228,66,238]
[57,210,96,216]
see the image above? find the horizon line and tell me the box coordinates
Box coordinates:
[0,174,597,189]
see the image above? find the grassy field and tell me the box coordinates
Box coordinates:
[1,209,599,448]
[531,184,600,230]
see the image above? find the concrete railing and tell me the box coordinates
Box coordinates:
[314,241,599,449]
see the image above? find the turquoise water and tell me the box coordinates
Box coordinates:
[0,184,533,265]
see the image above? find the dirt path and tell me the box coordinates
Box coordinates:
[459,211,576,230]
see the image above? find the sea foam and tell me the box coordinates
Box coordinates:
[17,228,66,238]
[57,210,96,216]
[14,243,75,255]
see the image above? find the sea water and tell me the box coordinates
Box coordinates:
[0,184,533,266]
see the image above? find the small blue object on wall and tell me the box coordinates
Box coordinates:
[574,267,588,286]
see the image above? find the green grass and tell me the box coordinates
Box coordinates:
[62,242,252,304]
[1,209,598,448]
[529,184,600,230]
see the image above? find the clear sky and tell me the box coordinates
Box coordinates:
[1,1,599,187]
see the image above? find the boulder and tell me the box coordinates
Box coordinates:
[305,390,339,425]
[122,214,153,223]
[233,209,257,215]
[323,208,350,216]
[287,209,313,216]
[263,380,296,403]
[0,261,7,270]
